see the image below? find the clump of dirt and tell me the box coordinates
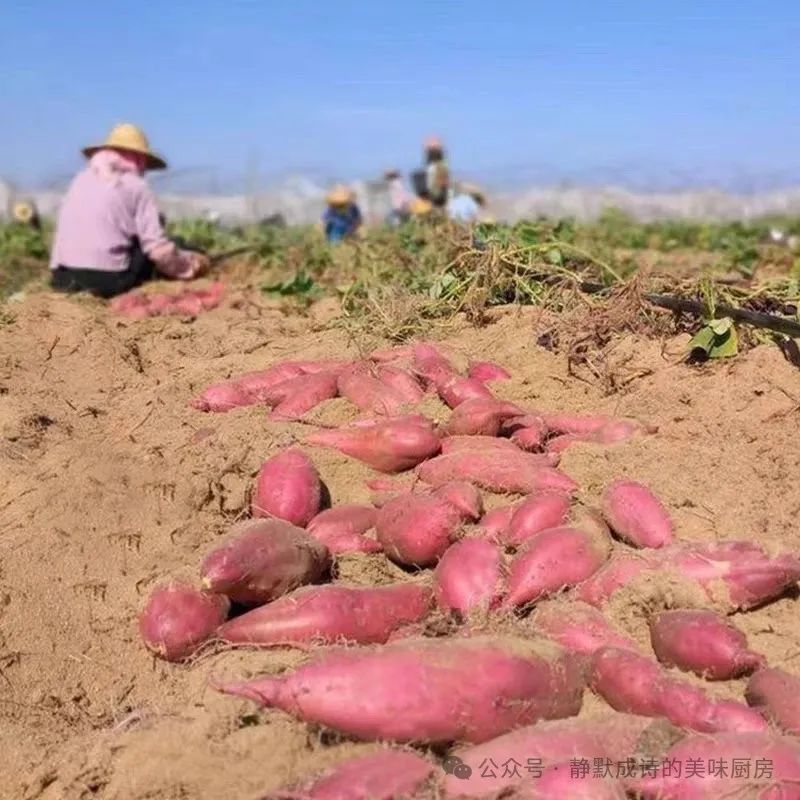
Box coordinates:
[0,272,799,800]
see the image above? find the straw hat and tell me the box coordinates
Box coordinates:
[326,185,353,206]
[12,200,36,224]
[82,123,167,170]
[410,197,433,216]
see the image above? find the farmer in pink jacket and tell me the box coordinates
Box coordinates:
[50,123,209,298]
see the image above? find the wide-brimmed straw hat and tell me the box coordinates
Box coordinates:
[82,123,167,170]
[410,197,433,216]
[326,185,353,206]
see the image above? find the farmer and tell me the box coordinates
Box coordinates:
[49,123,209,299]
[12,199,41,230]
[421,136,451,209]
[322,185,363,243]
[384,169,412,226]
[447,183,487,224]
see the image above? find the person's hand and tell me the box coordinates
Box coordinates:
[188,252,211,278]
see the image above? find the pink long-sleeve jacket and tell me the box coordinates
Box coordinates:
[49,150,195,278]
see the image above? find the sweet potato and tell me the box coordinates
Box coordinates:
[442,397,525,437]
[418,451,576,496]
[433,481,484,521]
[504,493,572,547]
[511,423,547,452]
[539,412,613,436]
[337,363,409,416]
[268,371,340,420]
[589,647,767,734]
[437,375,495,409]
[650,609,765,680]
[433,538,506,615]
[369,344,416,363]
[533,601,638,655]
[276,749,435,800]
[546,419,653,453]
[305,415,440,473]
[218,583,431,647]
[410,343,459,386]
[252,448,322,527]
[575,541,800,613]
[444,713,655,797]
[375,365,425,405]
[601,480,674,549]
[468,361,512,383]
[375,493,464,566]
[200,519,331,606]
[505,526,611,608]
[523,766,627,800]
[139,582,230,662]
[628,732,800,799]
[189,382,255,413]
[214,635,586,744]
[479,504,518,542]
[746,668,800,735]
[501,414,546,435]
[306,505,381,554]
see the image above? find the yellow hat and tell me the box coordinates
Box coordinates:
[326,185,353,206]
[410,197,433,216]
[82,123,167,170]
[12,200,35,224]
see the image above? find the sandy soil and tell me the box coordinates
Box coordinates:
[1,276,799,800]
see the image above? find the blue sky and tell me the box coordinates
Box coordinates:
[2,0,798,190]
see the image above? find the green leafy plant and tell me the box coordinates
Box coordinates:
[688,316,739,360]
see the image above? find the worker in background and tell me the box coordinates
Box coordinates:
[322,185,363,243]
[12,199,41,230]
[447,183,487,224]
[422,136,451,208]
[384,169,412,226]
[49,123,209,299]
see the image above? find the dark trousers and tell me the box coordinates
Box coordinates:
[50,240,156,300]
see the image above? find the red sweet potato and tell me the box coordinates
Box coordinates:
[375,493,464,566]
[522,766,627,800]
[218,583,431,647]
[533,601,638,655]
[539,412,613,436]
[306,505,381,554]
[410,343,459,386]
[501,414,546,435]
[545,419,653,453]
[601,480,674,549]
[444,713,654,797]
[479,504,518,542]
[139,582,230,662]
[276,749,435,800]
[433,538,506,615]
[305,415,440,473]
[417,451,576,496]
[189,382,255,412]
[468,361,512,383]
[252,448,322,527]
[433,481,484,521]
[337,363,409,416]
[442,397,525,437]
[505,526,611,608]
[369,344,416,363]
[511,423,547,452]
[746,668,800,735]
[268,371,340,420]
[201,519,331,606]
[504,493,572,547]
[214,635,586,744]
[437,374,495,408]
[628,732,800,799]
[572,552,659,606]
[589,647,768,735]
[236,363,309,401]
[375,365,426,405]
[650,609,765,680]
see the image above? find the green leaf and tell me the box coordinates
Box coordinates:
[688,326,716,356]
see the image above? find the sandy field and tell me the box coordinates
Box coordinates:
[1,275,799,800]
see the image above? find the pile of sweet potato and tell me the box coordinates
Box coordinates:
[136,342,800,799]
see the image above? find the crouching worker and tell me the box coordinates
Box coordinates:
[49,124,209,299]
[322,185,362,243]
